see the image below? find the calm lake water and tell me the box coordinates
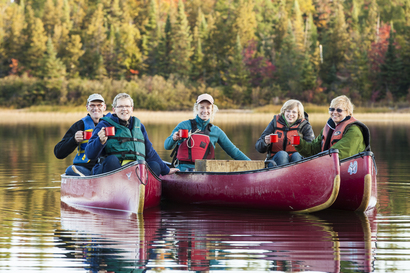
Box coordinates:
[0,118,409,272]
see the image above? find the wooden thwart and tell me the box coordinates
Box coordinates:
[195,160,265,172]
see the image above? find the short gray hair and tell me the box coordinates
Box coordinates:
[112,93,134,108]
[330,95,354,116]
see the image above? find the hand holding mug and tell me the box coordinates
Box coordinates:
[75,131,85,143]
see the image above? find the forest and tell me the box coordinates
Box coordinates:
[0,0,409,110]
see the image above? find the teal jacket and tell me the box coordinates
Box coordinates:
[164,115,250,171]
[296,117,368,160]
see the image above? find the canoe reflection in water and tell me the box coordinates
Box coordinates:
[57,203,376,272]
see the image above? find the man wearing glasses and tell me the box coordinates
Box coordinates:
[54,93,107,176]
[85,93,179,176]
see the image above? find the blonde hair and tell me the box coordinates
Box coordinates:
[193,102,219,123]
[330,95,353,116]
[280,100,304,120]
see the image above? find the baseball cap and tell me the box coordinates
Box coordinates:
[196,94,214,104]
[87,94,105,103]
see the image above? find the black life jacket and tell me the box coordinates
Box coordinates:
[171,119,215,167]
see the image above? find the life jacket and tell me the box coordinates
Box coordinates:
[171,119,215,167]
[268,115,308,157]
[73,115,95,164]
[321,116,371,151]
[101,116,146,164]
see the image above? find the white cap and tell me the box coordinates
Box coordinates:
[196,94,214,104]
[87,94,105,103]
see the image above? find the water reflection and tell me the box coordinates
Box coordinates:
[58,203,376,272]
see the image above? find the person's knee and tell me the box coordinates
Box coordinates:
[102,155,121,173]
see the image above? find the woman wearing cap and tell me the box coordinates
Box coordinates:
[164,93,250,171]
[255,99,315,167]
[295,95,371,160]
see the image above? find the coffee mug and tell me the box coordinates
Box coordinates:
[179,129,189,138]
[270,134,278,143]
[105,127,115,136]
[83,131,92,140]
[291,135,300,145]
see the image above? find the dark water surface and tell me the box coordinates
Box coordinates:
[0,120,409,272]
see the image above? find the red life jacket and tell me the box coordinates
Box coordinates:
[171,119,215,167]
[269,115,307,156]
[321,116,371,151]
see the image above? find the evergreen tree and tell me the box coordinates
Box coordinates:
[117,21,142,77]
[42,0,59,36]
[23,5,48,75]
[82,3,107,79]
[275,0,288,52]
[3,3,26,69]
[363,0,378,51]
[63,34,84,78]
[292,0,305,54]
[157,14,172,77]
[254,0,276,61]
[0,3,6,76]
[141,0,159,75]
[225,34,250,104]
[233,0,257,48]
[379,28,404,99]
[191,9,206,81]
[169,0,192,77]
[320,0,350,86]
[39,37,66,79]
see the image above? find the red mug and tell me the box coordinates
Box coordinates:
[270,134,278,143]
[179,129,189,138]
[105,127,115,136]
[291,135,300,145]
[83,131,92,140]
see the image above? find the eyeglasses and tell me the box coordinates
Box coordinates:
[329,108,344,113]
[88,104,104,108]
[116,105,133,109]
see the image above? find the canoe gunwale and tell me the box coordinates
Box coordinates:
[169,149,340,175]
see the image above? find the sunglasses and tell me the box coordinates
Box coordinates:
[329,108,344,113]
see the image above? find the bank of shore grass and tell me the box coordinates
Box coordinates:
[1,105,410,124]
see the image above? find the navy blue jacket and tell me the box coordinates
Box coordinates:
[86,113,170,175]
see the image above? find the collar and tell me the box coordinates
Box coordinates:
[195,115,210,128]
[327,116,351,130]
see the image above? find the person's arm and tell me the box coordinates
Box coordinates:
[164,121,190,150]
[255,120,275,153]
[54,120,84,159]
[300,122,315,142]
[215,127,250,161]
[85,123,107,160]
[330,125,365,159]
[142,124,172,175]
[295,129,323,158]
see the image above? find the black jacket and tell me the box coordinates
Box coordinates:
[255,113,315,154]
[54,116,98,170]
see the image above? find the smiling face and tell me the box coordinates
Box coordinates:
[198,101,212,121]
[329,105,348,125]
[284,106,299,124]
[113,97,133,121]
[86,100,106,123]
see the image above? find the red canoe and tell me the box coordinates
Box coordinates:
[161,150,341,213]
[60,160,161,213]
[329,151,377,211]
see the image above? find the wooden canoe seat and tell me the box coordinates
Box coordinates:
[195,160,265,172]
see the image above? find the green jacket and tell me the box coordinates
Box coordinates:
[296,118,368,160]
[102,116,146,161]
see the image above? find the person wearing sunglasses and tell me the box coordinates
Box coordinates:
[85,93,179,176]
[54,93,107,176]
[295,95,371,160]
[255,99,315,167]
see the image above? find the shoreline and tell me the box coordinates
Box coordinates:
[1,109,410,124]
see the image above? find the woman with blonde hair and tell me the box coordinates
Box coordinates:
[295,95,370,160]
[255,99,315,166]
[164,93,250,171]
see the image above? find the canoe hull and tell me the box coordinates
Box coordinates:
[330,151,377,211]
[162,150,341,213]
[60,161,161,213]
